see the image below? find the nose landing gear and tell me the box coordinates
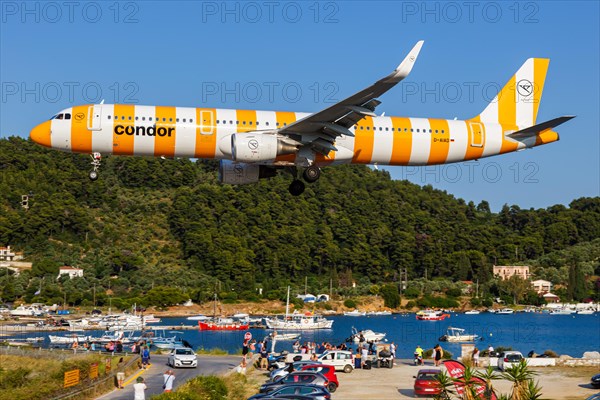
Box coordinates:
[89,152,101,181]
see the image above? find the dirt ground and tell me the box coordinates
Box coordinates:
[331,360,599,400]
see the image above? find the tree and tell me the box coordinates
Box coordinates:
[380,284,400,308]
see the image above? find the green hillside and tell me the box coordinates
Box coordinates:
[0,136,599,307]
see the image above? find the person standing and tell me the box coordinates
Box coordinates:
[361,346,369,367]
[163,370,175,393]
[472,347,480,367]
[141,346,150,369]
[434,344,444,367]
[260,342,269,370]
[390,342,396,358]
[241,338,249,361]
[116,357,125,389]
[133,377,146,400]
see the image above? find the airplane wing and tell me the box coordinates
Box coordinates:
[277,41,424,155]
[505,116,575,140]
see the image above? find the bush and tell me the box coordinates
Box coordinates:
[470,297,482,307]
[416,295,459,309]
[405,301,417,309]
[0,367,30,389]
[543,349,558,358]
[380,284,400,308]
[482,298,494,307]
[343,299,357,309]
[423,348,453,360]
[403,286,421,299]
[446,288,463,298]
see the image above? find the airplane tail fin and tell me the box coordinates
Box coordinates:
[475,58,549,127]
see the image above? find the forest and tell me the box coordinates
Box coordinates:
[0,136,598,308]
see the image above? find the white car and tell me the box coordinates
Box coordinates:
[318,350,354,373]
[167,347,198,368]
[497,351,524,371]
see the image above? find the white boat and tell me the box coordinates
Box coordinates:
[549,308,576,315]
[416,310,450,321]
[439,327,479,342]
[10,305,45,317]
[186,314,209,321]
[264,287,333,330]
[49,334,92,344]
[366,310,392,316]
[464,310,480,315]
[344,309,366,317]
[347,327,386,343]
[495,308,514,315]
[577,310,595,315]
[268,332,301,341]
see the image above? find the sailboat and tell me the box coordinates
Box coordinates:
[263,287,333,330]
[197,293,249,331]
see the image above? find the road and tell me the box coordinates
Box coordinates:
[97,354,240,399]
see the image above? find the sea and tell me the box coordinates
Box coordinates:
[4,313,600,358]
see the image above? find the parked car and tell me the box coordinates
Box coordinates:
[259,372,329,394]
[300,364,339,392]
[167,347,197,368]
[249,384,330,400]
[497,351,524,371]
[270,360,322,381]
[585,394,600,400]
[413,369,442,397]
[260,396,317,400]
[591,373,600,389]
[318,350,354,373]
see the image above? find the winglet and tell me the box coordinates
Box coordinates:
[386,40,424,82]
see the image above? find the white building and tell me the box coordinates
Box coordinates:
[493,265,530,280]
[0,246,24,261]
[57,266,84,280]
[531,279,552,294]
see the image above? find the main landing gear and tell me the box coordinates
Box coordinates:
[89,152,101,181]
[288,166,321,196]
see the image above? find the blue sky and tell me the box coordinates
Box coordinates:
[1,1,598,210]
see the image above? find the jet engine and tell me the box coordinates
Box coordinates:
[219,133,298,162]
[218,160,277,185]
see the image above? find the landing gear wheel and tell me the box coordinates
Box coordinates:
[288,180,305,196]
[89,170,98,181]
[89,152,102,182]
[302,166,321,183]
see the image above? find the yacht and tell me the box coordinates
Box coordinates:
[464,310,481,315]
[439,327,480,342]
[9,305,45,317]
[264,287,333,330]
[346,327,386,343]
[344,309,366,317]
[495,308,515,315]
[416,310,450,321]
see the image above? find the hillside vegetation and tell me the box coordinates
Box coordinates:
[0,136,599,307]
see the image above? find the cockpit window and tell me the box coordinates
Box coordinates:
[56,114,64,120]
[65,113,71,120]
[50,115,57,120]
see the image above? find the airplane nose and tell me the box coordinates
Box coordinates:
[30,121,52,148]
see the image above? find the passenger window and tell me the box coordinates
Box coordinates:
[266,122,269,126]
[108,116,111,120]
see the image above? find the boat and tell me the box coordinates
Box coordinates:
[415,310,450,321]
[264,287,333,330]
[9,305,45,317]
[49,334,92,344]
[267,332,301,341]
[367,310,392,316]
[495,308,515,315]
[198,317,249,331]
[464,310,480,315]
[186,314,210,321]
[346,327,386,343]
[549,308,575,315]
[344,309,366,317]
[439,327,480,342]
[577,310,595,315]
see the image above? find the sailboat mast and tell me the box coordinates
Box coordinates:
[285,286,290,319]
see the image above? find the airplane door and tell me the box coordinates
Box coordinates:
[87,105,102,131]
[469,122,484,147]
[199,110,214,134]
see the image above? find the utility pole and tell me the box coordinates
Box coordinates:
[329,278,332,300]
[305,276,307,295]
[93,284,96,308]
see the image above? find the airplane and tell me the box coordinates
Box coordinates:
[30,41,574,196]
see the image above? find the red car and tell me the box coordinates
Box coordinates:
[300,364,339,392]
[413,368,442,397]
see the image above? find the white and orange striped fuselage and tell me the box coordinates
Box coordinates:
[30,46,573,193]
[29,104,559,167]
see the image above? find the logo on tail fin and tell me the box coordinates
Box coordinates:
[517,79,533,97]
